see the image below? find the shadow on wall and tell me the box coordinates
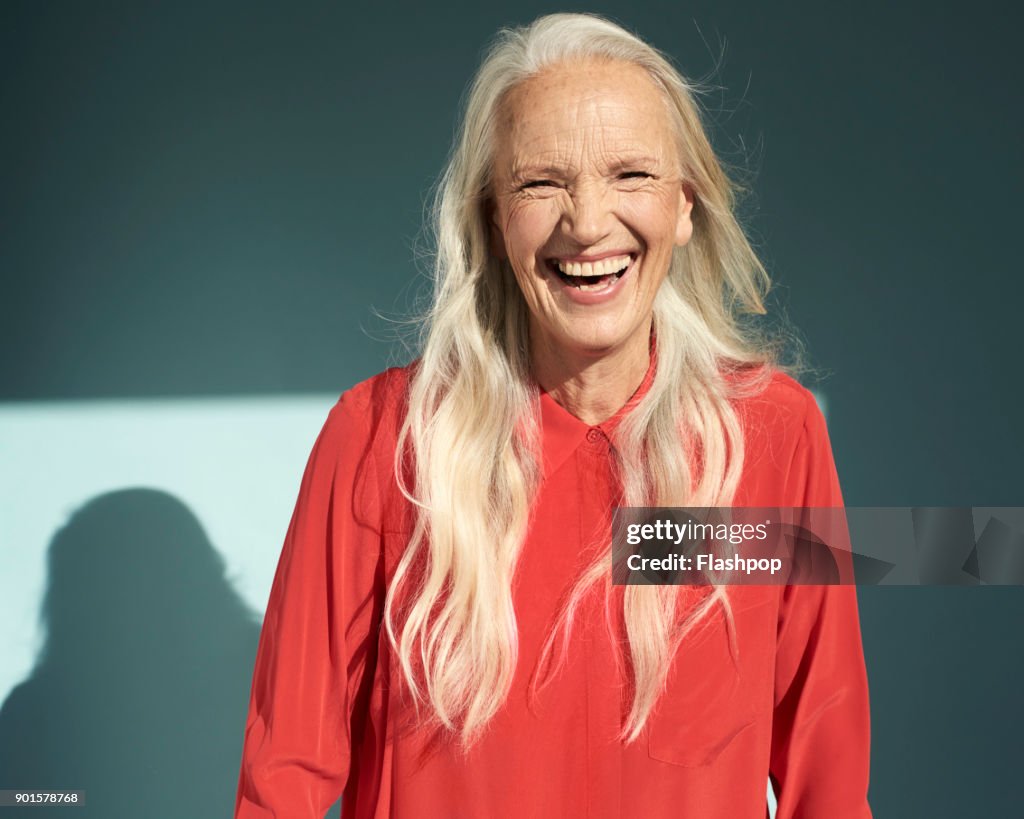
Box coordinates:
[0,488,261,818]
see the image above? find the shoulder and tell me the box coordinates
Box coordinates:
[296,363,418,530]
[321,361,418,444]
[323,360,418,477]
[332,362,416,417]
[732,366,821,437]
[303,362,417,480]
[730,367,832,506]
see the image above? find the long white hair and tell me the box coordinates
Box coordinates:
[384,12,784,751]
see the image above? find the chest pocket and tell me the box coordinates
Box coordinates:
[646,591,771,767]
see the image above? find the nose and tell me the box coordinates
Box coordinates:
[561,180,614,246]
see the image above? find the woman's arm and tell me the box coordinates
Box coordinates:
[234,387,384,818]
[769,391,873,818]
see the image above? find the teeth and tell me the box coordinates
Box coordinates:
[576,278,616,292]
[555,254,632,277]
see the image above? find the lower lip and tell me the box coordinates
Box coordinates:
[548,256,636,305]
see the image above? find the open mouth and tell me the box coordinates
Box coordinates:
[546,253,634,291]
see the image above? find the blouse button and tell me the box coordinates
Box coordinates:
[586,428,603,443]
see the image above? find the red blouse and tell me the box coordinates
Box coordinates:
[234,356,872,818]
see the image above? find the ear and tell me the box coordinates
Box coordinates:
[487,200,508,260]
[675,182,695,247]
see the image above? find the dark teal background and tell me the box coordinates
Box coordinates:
[2,1,1021,816]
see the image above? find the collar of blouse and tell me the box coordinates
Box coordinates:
[537,337,658,477]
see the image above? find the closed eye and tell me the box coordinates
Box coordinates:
[520,179,559,190]
[619,171,653,180]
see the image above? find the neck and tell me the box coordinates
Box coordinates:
[530,322,653,426]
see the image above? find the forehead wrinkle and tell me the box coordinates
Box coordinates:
[510,125,674,180]
[497,63,683,181]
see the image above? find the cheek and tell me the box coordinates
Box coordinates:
[620,190,681,243]
[503,199,559,255]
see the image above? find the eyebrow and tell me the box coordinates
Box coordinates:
[606,155,662,172]
[510,165,569,182]
[510,155,664,181]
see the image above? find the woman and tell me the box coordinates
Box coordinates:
[235,13,871,818]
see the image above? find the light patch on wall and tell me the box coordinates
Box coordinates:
[0,393,340,706]
[813,390,828,422]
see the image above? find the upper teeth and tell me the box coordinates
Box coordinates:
[555,255,632,277]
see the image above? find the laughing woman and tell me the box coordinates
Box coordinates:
[235,12,872,819]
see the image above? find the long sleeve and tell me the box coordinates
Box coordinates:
[769,392,873,818]
[235,388,384,818]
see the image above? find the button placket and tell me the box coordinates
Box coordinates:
[575,428,624,818]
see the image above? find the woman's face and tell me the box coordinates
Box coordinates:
[489,57,694,363]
